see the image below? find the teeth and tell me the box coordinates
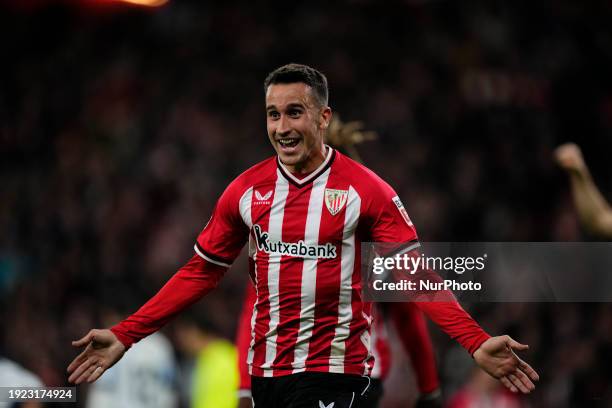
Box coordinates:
[279,139,298,146]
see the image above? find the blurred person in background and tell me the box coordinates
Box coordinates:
[555,143,612,238]
[67,63,538,406]
[329,116,443,407]
[0,355,43,408]
[173,311,239,408]
[445,368,522,408]
[86,304,179,408]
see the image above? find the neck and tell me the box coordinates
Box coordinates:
[285,144,328,174]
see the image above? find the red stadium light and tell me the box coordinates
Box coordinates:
[98,0,169,7]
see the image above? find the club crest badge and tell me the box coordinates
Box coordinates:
[324,188,348,216]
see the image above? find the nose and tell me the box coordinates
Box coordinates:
[276,114,291,137]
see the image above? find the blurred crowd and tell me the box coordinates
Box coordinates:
[1,0,611,406]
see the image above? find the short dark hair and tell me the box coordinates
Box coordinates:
[264,63,329,107]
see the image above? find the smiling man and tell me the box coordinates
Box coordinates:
[265,68,331,174]
[68,64,538,407]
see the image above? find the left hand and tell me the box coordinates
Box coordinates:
[473,335,539,394]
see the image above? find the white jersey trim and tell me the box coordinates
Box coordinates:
[329,186,361,374]
[239,186,254,229]
[277,145,333,186]
[261,170,290,376]
[193,244,231,268]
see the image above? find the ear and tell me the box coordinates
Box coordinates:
[319,107,332,130]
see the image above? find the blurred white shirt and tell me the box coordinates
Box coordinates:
[87,332,178,408]
[0,358,43,408]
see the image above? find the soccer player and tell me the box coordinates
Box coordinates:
[243,115,442,408]
[68,63,539,407]
[555,142,612,237]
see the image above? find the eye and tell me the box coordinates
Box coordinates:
[288,109,302,118]
[268,111,280,119]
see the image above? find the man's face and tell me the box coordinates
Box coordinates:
[266,82,331,173]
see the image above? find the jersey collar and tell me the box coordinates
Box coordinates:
[277,145,336,188]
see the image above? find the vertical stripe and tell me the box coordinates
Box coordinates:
[329,186,361,373]
[370,320,381,378]
[248,183,274,377]
[239,187,254,229]
[272,182,311,374]
[360,328,372,375]
[290,168,331,372]
[247,280,257,372]
[261,170,290,376]
[240,187,257,370]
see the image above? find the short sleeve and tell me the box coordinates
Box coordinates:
[195,183,250,267]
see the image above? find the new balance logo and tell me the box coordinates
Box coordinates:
[253,224,337,259]
[255,190,272,204]
[319,402,335,408]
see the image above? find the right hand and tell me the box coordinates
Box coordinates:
[67,329,126,384]
[554,143,587,175]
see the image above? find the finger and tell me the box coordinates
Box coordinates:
[506,336,529,351]
[518,358,540,381]
[74,363,98,385]
[68,359,94,384]
[67,350,88,374]
[500,376,518,393]
[513,368,536,392]
[86,365,105,383]
[508,373,530,394]
[72,330,95,348]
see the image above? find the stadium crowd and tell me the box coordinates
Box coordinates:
[1,0,611,406]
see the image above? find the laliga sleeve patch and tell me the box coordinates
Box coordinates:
[392,196,413,226]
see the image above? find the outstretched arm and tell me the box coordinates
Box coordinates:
[555,143,612,237]
[397,251,538,394]
[67,255,227,384]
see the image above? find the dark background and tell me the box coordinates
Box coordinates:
[1,0,611,406]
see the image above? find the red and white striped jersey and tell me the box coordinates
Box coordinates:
[111,147,489,380]
[196,147,418,377]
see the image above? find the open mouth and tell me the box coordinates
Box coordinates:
[278,138,300,148]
